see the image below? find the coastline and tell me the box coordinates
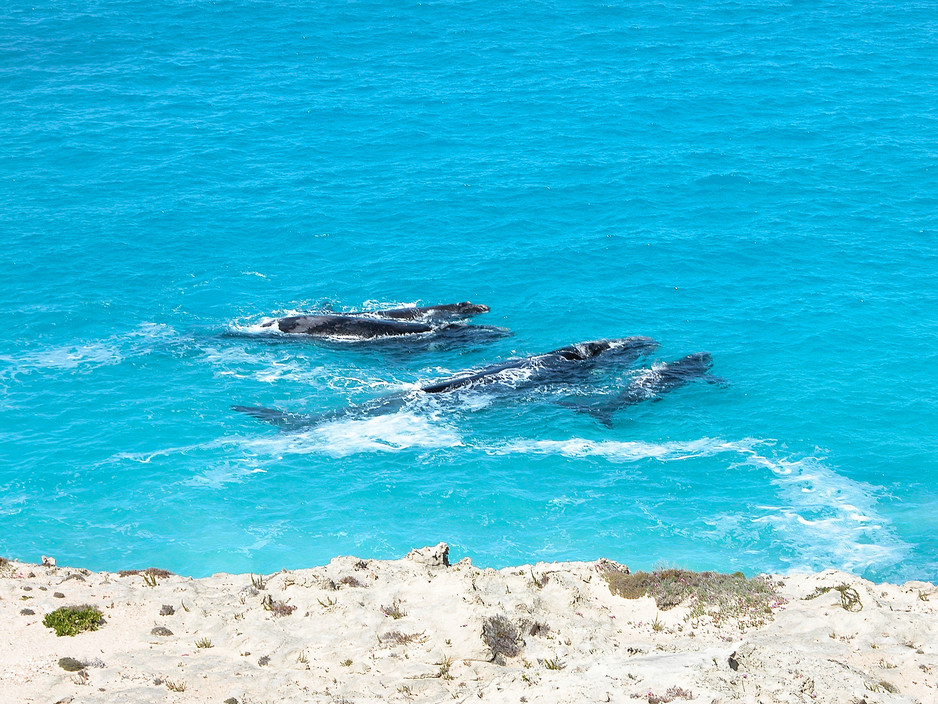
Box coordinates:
[2,544,935,703]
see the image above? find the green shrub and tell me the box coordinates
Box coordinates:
[43,605,104,637]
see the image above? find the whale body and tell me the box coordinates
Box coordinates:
[233,336,659,429]
[572,352,724,427]
[420,337,659,394]
[258,301,491,339]
[266,314,435,338]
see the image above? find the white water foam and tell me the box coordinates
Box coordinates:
[500,437,751,462]
[239,412,463,459]
[495,436,909,575]
[2,323,180,377]
[739,451,908,574]
[183,461,268,489]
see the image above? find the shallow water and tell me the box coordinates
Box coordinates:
[1,0,937,580]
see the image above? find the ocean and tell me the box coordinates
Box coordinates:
[1,0,936,582]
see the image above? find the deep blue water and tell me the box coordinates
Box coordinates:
[1,0,937,581]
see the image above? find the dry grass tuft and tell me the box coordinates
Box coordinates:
[118,567,173,579]
[380,630,428,645]
[805,584,863,612]
[262,594,297,617]
[381,599,407,619]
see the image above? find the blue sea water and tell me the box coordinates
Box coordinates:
[1,0,937,582]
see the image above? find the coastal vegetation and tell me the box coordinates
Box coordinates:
[42,605,105,637]
[604,568,783,628]
[482,615,522,662]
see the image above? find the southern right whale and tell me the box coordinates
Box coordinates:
[258,301,492,339]
[233,336,659,429]
[263,314,436,338]
[419,336,659,393]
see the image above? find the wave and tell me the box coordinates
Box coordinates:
[237,412,464,458]
[0,323,180,377]
[495,436,908,576]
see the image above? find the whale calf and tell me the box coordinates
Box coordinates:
[572,352,724,427]
[234,336,658,429]
[256,301,492,340]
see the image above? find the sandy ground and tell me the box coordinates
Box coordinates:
[2,544,936,704]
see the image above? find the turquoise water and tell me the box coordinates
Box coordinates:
[1,0,937,581]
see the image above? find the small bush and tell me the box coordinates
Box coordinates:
[43,605,104,637]
[195,637,213,648]
[482,615,522,662]
[262,594,296,617]
[58,657,85,672]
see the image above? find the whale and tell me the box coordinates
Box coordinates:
[254,301,493,340]
[370,302,490,321]
[233,336,659,429]
[570,352,724,427]
[419,336,659,394]
[263,314,436,338]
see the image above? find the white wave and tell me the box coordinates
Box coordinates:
[1,323,180,377]
[183,462,266,489]
[739,452,908,574]
[494,436,908,575]
[32,343,123,370]
[110,442,209,464]
[499,437,753,462]
[201,345,338,386]
[240,412,463,458]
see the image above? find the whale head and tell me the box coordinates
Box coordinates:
[562,336,659,361]
[449,302,490,315]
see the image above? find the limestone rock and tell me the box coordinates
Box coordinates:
[406,542,450,567]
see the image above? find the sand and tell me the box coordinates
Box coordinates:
[1,544,936,704]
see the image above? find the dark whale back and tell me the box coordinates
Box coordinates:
[275,315,434,338]
[420,336,658,394]
[377,302,490,320]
